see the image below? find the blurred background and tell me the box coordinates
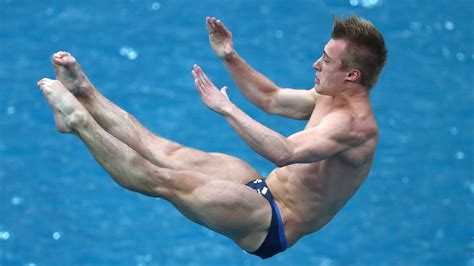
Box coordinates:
[0,0,472,265]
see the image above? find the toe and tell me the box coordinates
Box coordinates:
[57,51,69,57]
[37,78,49,88]
[52,56,66,66]
[52,51,74,65]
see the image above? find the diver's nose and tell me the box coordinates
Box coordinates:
[313,57,321,71]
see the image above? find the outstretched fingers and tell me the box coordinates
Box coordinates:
[208,17,230,35]
[215,19,229,36]
[206,16,214,33]
[206,17,234,58]
[192,67,206,96]
[199,67,212,88]
[206,17,219,33]
[192,64,235,115]
[192,72,205,94]
[192,64,213,92]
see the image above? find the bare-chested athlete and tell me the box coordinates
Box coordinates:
[37,16,387,259]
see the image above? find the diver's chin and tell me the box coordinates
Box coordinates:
[315,85,324,93]
[315,85,331,96]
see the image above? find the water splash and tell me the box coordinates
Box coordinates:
[349,0,359,6]
[455,151,464,160]
[120,47,138,60]
[150,2,161,11]
[11,196,22,205]
[361,0,381,8]
[0,231,10,240]
[7,106,15,115]
[52,232,61,240]
[444,21,455,31]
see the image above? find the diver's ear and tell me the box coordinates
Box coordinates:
[346,68,361,82]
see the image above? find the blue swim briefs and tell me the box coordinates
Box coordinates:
[245,179,287,259]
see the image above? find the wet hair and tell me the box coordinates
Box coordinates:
[331,16,387,88]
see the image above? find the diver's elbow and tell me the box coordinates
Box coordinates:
[274,154,292,167]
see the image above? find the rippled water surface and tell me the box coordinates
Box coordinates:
[1,0,473,265]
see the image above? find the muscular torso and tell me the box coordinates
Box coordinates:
[266,94,378,246]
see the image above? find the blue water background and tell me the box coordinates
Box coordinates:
[1,0,473,265]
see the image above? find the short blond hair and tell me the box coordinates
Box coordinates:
[331,16,387,88]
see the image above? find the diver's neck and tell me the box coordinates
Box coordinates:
[333,85,370,110]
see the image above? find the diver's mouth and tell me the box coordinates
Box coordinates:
[315,72,320,84]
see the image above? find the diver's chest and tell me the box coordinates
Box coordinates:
[305,104,333,128]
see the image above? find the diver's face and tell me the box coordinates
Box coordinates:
[313,39,349,96]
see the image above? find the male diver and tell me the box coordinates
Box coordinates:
[37,16,386,258]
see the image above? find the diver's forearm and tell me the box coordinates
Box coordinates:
[223,104,291,166]
[222,51,279,111]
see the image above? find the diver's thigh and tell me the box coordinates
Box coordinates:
[167,171,270,250]
[168,147,262,183]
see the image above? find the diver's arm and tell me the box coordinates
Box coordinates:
[207,17,316,120]
[192,65,356,166]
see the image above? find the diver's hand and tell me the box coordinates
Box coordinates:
[192,64,232,115]
[206,17,234,59]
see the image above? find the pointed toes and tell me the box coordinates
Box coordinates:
[52,51,76,66]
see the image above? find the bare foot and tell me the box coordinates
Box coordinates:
[37,78,89,133]
[52,51,91,97]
